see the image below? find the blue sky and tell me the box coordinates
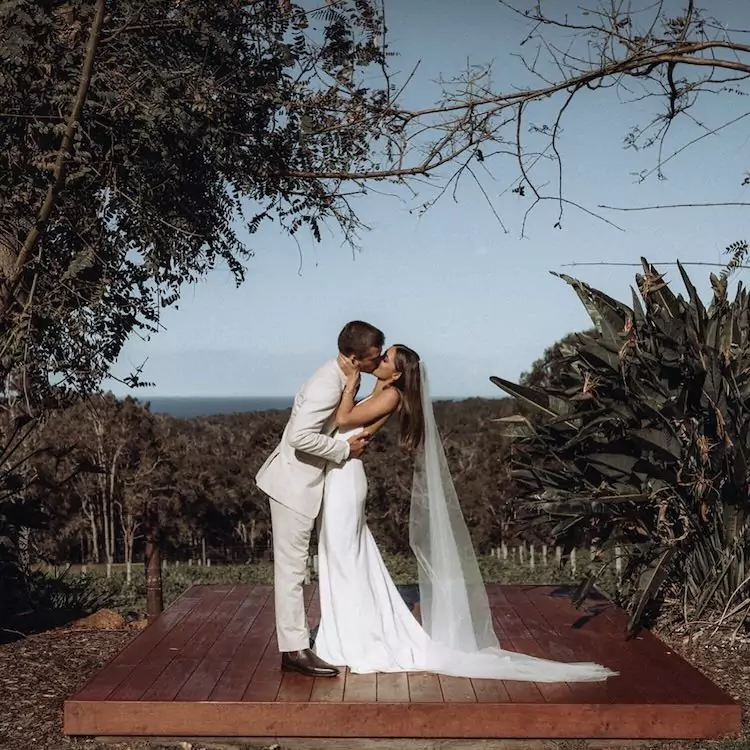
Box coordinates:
[109,0,750,399]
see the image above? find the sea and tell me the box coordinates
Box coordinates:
[143,397,293,418]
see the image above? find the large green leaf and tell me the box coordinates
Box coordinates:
[492,415,536,438]
[629,428,681,460]
[678,262,706,339]
[639,259,682,319]
[628,547,677,633]
[553,272,633,339]
[489,377,576,426]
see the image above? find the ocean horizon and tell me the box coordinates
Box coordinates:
[138,395,498,418]
[141,396,293,418]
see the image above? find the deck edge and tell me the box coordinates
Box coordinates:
[63,698,742,740]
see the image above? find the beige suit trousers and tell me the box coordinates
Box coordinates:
[269,498,315,652]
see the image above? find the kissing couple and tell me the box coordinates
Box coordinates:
[256,321,615,682]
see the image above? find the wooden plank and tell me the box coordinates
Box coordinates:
[70,664,137,702]
[108,594,199,668]
[175,585,271,702]
[72,586,203,700]
[526,586,678,706]
[141,588,248,701]
[178,585,246,659]
[486,589,545,704]
[62,583,742,742]
[240,623,282,702]
[108,586,233,701]
[438,675,476,703]
[516,584,601,706]
[209,589,276,701]
[208,585,272,662]
[522,585,648,706]
[64,699,742,739]
[376,672,409,703]
[276,671,315,702]
[172,586,254,701]
[139,655,202,701]
[500,586,575,703]
[591,587,737,705]
[243,581,318,703]
[407,672,442,703]
[486,586,545,704]
[343,671,377,703]
[471,677,512,703]
[310,669,347,702]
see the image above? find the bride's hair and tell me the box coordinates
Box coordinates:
[391,345,425,454]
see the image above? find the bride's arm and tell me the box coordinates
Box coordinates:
[361,409,395,438]
[335,379,400,429]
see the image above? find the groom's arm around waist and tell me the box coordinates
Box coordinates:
[287,376,349,464]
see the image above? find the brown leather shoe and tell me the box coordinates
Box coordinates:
[281,648,340,678]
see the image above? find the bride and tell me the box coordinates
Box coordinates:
[314,344,616,682]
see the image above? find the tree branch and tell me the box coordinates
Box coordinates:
[599,202,750,212]
[1,0,106,316]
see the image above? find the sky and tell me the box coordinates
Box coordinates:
[108,0,750,399]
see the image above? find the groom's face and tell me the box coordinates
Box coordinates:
[353,346,383,374]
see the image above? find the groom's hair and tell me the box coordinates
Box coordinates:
[338,320,384,357]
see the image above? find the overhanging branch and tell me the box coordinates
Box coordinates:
[1,0,106,316]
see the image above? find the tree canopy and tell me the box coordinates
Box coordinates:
[0,0,396,403]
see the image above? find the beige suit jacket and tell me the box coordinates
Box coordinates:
[255,358,349,519]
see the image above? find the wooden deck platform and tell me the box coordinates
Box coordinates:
[64,584,741,740]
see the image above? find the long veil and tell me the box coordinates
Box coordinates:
[408,362,616,682]
[409,361,499,653]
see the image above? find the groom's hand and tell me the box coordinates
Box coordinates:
[347,433,369,458]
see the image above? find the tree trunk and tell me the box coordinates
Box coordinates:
[122,509,139,586]
[16,525,30,572]
[86,503,100,564]
[103,493,112,577]
[144,500,163,620]
[107,443,122,574]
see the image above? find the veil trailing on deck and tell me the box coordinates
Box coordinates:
[409,361,499,653]
[408,362,616,682]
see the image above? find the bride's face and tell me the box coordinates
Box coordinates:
[373,346,401,383]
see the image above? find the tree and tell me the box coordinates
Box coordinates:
[0,0,413,601]
[0,0,397,406]
[493,260,750,633]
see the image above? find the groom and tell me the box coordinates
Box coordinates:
[255,320,385,677]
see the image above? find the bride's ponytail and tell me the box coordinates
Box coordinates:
[393,345,425,454]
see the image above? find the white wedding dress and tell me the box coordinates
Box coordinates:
[313,415,615,682]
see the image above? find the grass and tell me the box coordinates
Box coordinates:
[34,553,601,617]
